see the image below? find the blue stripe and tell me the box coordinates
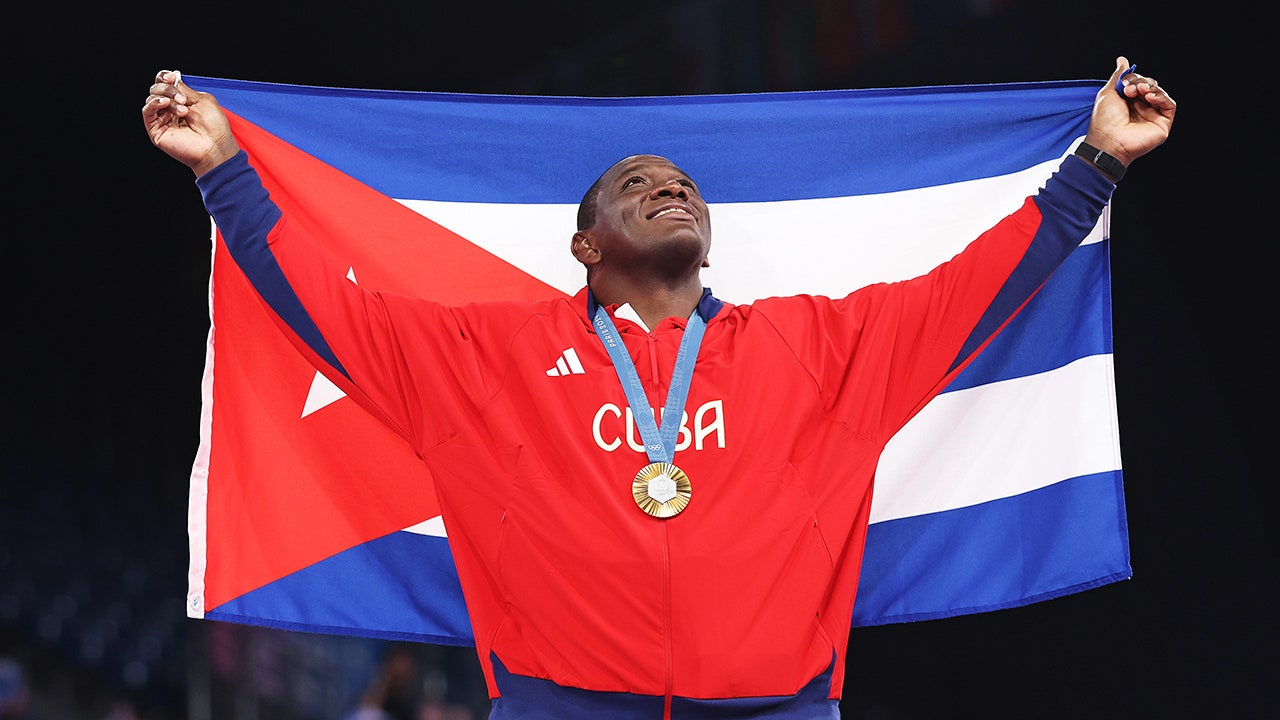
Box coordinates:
[489,654,839,719]
[670,659,838,719]
[948,239,1112,391]
[852,470,1131,626]
[210,530,474,645]
[489,654,662,720]
[187,75,1096,203]
[949,156,1113,373]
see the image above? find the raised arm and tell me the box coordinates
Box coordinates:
[140,69,452,451]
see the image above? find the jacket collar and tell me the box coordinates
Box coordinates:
[581,287,724,328]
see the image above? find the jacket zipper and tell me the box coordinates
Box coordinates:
[662,521,674,719]
[647,330,675,719]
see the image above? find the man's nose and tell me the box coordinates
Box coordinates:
[650,179,687,198]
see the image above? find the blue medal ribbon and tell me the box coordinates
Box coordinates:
[593,304,707,464]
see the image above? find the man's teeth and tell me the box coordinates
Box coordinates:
[655,207,688,218]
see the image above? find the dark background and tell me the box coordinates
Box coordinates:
[6,1,1274,718]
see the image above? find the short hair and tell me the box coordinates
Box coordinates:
[576,173,607,231]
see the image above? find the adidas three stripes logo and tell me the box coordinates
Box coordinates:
[546,348,585,376]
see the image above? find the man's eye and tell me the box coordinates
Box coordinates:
[623,176,645,187]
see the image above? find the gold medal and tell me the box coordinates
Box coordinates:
[632,462,692,518]
[593,302,706,521]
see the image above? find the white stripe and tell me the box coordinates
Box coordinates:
[563,347,585,374]
[872,353,1122,524]
[395,152,1101,304]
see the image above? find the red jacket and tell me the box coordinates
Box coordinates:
[199,151,1113,718]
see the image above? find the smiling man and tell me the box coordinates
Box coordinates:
[143,58,1174,719]
[571,155,713,331]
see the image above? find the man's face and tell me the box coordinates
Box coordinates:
[580,155,711,274]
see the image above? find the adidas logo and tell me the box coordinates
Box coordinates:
[546,348,585,376]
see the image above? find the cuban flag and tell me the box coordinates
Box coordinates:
[183,75,1131,644]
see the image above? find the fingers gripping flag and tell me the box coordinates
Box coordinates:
[185,77,1131,643]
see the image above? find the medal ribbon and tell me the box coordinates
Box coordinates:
[593,305,706,464]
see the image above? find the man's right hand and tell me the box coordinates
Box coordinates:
[142,70,240,177]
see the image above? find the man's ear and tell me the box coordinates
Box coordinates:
[571,231,600,266]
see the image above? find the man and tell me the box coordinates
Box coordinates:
[143,57,1174,719]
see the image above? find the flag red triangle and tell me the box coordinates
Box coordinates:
[203,113,566,610]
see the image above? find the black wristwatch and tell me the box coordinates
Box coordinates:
[1074,141,1126,182]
